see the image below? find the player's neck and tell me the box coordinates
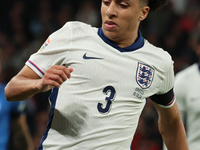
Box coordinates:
[114,31,138,48]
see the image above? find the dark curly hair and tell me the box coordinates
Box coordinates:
[140,0,168,12]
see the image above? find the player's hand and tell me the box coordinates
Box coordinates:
[36,65,73,92]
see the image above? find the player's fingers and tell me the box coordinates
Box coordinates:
[68,68,73,73]
[48,74,65,85]
[43,73,66,88]
[53,69,68,82]
[46,65,73,83]
[48,66,68,81]
[62,67,73,79]
[43,79,61,88]
[43,72,64,87]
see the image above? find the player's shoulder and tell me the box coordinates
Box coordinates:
[63,21,92,28]
[176,63,198,80]
[62,21,97,33]
[51,21,98,40]
[143,40,173,66]
[145,40,171,58]
[174,64,198,89]
[48,21,97,44]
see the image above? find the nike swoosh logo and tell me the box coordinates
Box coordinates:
[83,53,103,60]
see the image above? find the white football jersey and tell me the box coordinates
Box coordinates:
[26,22,175,150]
[174,63,200,150]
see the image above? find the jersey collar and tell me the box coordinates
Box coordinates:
[98,27,144,52]
[198,62,200,72]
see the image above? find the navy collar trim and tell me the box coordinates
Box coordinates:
[98,27,144,52]
[198,62,200,72]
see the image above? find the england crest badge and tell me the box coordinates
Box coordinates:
[136,62,155,89]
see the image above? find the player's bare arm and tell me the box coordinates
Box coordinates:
[151,101,189,150]
[17,115,34,150]
[5,65,73,101]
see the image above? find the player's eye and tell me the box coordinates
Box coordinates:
[103,0,110,6]
[119,3,128,8]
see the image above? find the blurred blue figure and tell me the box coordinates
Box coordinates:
[0,50,34,150]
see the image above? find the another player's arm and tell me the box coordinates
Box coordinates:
[5,65,73,101]
[149,93,188,150]
[17,114,34,150]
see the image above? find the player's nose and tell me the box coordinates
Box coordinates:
[106,2,117,18]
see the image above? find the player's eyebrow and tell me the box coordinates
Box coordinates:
[119,0,131,2]
[116,0,131,3]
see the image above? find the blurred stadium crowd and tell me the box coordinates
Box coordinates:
[0,0,200,149]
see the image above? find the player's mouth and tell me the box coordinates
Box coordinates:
[104,20,117,30]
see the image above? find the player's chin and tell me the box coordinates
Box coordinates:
[103,29,118,39]
[107,33,120,42]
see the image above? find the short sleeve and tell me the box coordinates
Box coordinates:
[150,58,175,108]
[150,88,176,108]
[157,59,175,95]
[26,22,73,78]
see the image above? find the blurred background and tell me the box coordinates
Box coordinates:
[0,0,199,149]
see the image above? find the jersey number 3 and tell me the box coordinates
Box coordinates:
[97,86,116,114]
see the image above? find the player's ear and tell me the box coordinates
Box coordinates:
[139,6,150,21]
